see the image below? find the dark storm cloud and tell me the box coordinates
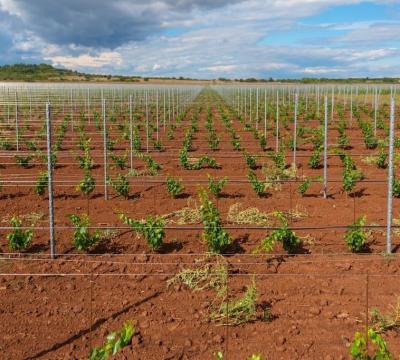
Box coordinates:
[7,0,242,48]
[11,0,160,48]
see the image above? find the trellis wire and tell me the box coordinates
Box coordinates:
[1,83,399,259]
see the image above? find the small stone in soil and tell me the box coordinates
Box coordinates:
[141,321,150,329]
[184,339,192,347]
[309,306,321,315]
[277,336,286,345]
[212,335,224,344]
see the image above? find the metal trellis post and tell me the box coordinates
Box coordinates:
[102,98,108,200]
[323,96,328,199]
[386,97,395,253]
[46,102,55,259]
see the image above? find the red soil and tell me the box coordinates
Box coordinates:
[0,90,399,359]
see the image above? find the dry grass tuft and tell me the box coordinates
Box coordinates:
[163,198,201,225]
[227,203,272,226]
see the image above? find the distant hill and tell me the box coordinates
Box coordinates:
[0,63,209,83]
[0,63,398,84]
[0,63,79,81]
[0,63,144,82]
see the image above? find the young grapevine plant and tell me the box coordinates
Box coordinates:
[244,152,257,170]
[260,212,301,254]
[308,146,322,169]
[166,175,184,198]
[393,177,400,198]
[340,153,364,194]
[119,214,165,251]
[376,148,387,169]
[350,328,392,360]
[359,120,378,150]
[344,215,368,253]
[108,174,130,199]
[179,147,218,170]
[69,214,100,251]
[259,134,267,151]
[298,178,311,196]
[247,170,265,197]
[76,172,96,196]
[198,188,231,253]
[76,138,94,170]
[136,152,161,175]
[15,155,33,168]
[34,171,48,196]
[269,150,286,171]
[298,176,322,196]
[7,216,33,251]
[89,321,135,360]
[110,152,128,170]
[207,174,228,197]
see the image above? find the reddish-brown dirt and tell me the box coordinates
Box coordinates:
[1,254,400,359]
[0,89,399,359]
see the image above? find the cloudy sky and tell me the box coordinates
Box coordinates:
[0,0,400,79]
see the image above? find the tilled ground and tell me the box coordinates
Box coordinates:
[0,90,399,359]
[0,254,399,359]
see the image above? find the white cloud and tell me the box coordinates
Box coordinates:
[200,65,238,73]
[336,22,400,43]
[1,0,400,78]
[44,51,123,69]
[303,66,345,74]
[0,0,22,16]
